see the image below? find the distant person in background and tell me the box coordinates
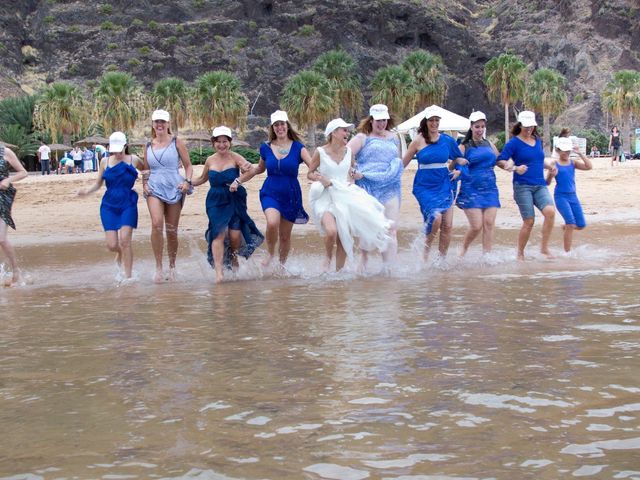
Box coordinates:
[497,110,555,260]
[72,146,83,173]
[347,104,403,270]
[94,144,106,171]
[609,126,621,166]
[0,144,28,285]
[546,136,592,253]
[590,145,600,158]
[37,141,51,175]
[82,147,94,172]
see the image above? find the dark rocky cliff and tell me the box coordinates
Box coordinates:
[0,0,638,130]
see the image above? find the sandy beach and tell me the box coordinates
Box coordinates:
[9,156,640,246]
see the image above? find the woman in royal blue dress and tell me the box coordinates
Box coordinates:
[193,126,264,283]
[234,110,311,267]
[457,111,511,256]
[78,132,143,281]
[402,106,466,260]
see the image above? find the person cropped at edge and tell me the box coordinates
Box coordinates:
[496,110,555,260]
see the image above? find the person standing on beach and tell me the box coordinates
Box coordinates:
[233,110,310,268]
[194,126,263,283]
[347,104,403,270]
[609,126,622,167]
[142,109,194,283]
[456,111,507,256]
[497,110,555,260]
[401,106,466,260]
[78,132,143,281]
[0,144,28,285]
[37,141,51,175]
[546,136,592,253]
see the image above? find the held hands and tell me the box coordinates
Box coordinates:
[0,178,11,191]
[349,168,363,180]
[314,171,332,188]
[450,169,461,181]
[229,178,241,192]
[514,164,528,175]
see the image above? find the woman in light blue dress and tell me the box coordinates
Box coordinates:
[347,104,403,270]
[142,109,193,283]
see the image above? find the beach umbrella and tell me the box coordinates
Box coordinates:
[74,135,109,146]
[48,143,73,167]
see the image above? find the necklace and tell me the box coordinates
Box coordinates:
[272,141,290,156]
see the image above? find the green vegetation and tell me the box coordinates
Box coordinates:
[297,25,316,37]
[192,71,249,130]
[131,18,143,27]
[44,15,54,24]
[99,3,113,14]
[189,146,259,165]
[93,70,145,133]
[138,46,151,55]
[152,77,189,132]
[312,49,363,119]
[107,43,118,50]
[484,53,527,139]
[127,58,141,67]
[370,65,416,119]
[402,50,447,109]
[248,20,257,30]
[192,0,205,8]
[526,68,568,153]
[165,36,178,46]
[148,20,159,30]
[101,20,116,30]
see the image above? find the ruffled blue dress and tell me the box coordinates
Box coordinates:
[259,141,309,224]
[456,139,500,209]
[205,167,264,268]
[354,136,403,205]
[100,161,139,231]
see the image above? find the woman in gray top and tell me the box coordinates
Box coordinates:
[142,109,194,283]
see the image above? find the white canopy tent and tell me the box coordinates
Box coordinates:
[396,105,471,139]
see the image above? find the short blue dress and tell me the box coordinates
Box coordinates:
[456,139,500,210]
[146,138,187,204]
[354,136,403,205]
[100,161,139,231]
[259,141,308,224]
[413,134,462,234]
[205,168,264,268]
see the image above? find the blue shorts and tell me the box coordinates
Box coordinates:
[513,183,554,219]
[554,192,586,228]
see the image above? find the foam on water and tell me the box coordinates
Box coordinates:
[561,436,640,456]
[303,463,370,480]
[459,393,573,413]
[585,403,640,418]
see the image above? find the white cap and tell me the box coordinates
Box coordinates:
[270,110,289,125]
[517,110,537,127]
[212,126,232,139]
[324,118,354,137]
[108,131,127,153]
[423,105,442,120]
[469,111,487,123]
[556,137,573,152]
[369,104,390,120]
[152,109,170,122]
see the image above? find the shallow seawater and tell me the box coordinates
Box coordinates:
[1,223,640,479]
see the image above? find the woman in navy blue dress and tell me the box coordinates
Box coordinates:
[78,132,142,281]
[193,126,264,283]
[457,111,508,256]
[235,110,311,267]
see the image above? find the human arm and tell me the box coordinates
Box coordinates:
[346,133,366,158]
[0,148,28,190]
[401,137,420,167]
[192,156,213,187]
[573,147,593,171]
[545,160,557,185]
[229,159,265,192]
[305,148,332,187]
[176,137,193,193]
[77,158,107,196]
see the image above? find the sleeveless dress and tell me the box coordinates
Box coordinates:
[100,161,139,231]
[413,134,462,234]
[259,141,309,224]
[553,160,586,228]
[146,138,188,204]
[354,135,403,205]
[0,145,17,229]
[309,147,391,258]
[205,167,264,268]
[456,139,501,210]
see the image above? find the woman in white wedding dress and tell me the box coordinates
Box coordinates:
[307,119,392,272]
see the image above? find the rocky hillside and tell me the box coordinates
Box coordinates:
[0,0,638,132]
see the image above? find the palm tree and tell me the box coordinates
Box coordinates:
[280,69,336,150]
[94,71,145,134]
[191,71,248,131]
[370,65,416,120]
[0,124,39,160]
[34,82,89,145]
[312,49,363,119]
[484,53,528,139]
[525,68,568,153]
[602,70,640,153]
[0,95,38,134]
[401,50,448,110]
[151,77,189,133]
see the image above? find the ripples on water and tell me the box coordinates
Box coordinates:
[1,224,639,479]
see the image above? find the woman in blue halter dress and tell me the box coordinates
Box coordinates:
[234,110,311,268]
[402,107,466,260]
[0,144,28,285]
[78,132,142,280]
[456,111,506,256]
[194,127,264,283]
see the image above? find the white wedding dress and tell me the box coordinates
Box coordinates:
[309,146,391,259]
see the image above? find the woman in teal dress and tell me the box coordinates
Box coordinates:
[193,126,264,283]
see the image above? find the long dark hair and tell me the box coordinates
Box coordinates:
[511,122,539,138]
[417,116,441,145]
[268,121,302,143]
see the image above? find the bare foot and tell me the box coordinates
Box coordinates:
[115,250,122,268]
[261,254,274,268]
[153,270,165,284]
[322,257,331,273]
[541,250,555,260]
[168,267,177,281]
[517,252,526,261]
[214,271,224,283]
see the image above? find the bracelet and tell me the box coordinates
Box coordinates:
[233,178,242,185]
[186,178,193,185]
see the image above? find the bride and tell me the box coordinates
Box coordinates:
[307,118,392,272]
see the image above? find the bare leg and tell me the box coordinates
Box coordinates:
[563,224,575,252]
[381,197,400,264]
[540,205,555,258]
[358,249,368,273]
[164,202,183,280]
[278,218,295,265]
[119,227,134,278]
[335,236,347,271]
[262,208,281,267]
[517,218,535,260]
[425,213,442,260]
[147,196,166,282]
[321,212,338,272]
[228,229,242,271]
[460,208,483,256]
[212,230,226,283]
[104,230,122,275]
[481,207,498,254]
[0,220,20,284]
[438,208,454,256]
